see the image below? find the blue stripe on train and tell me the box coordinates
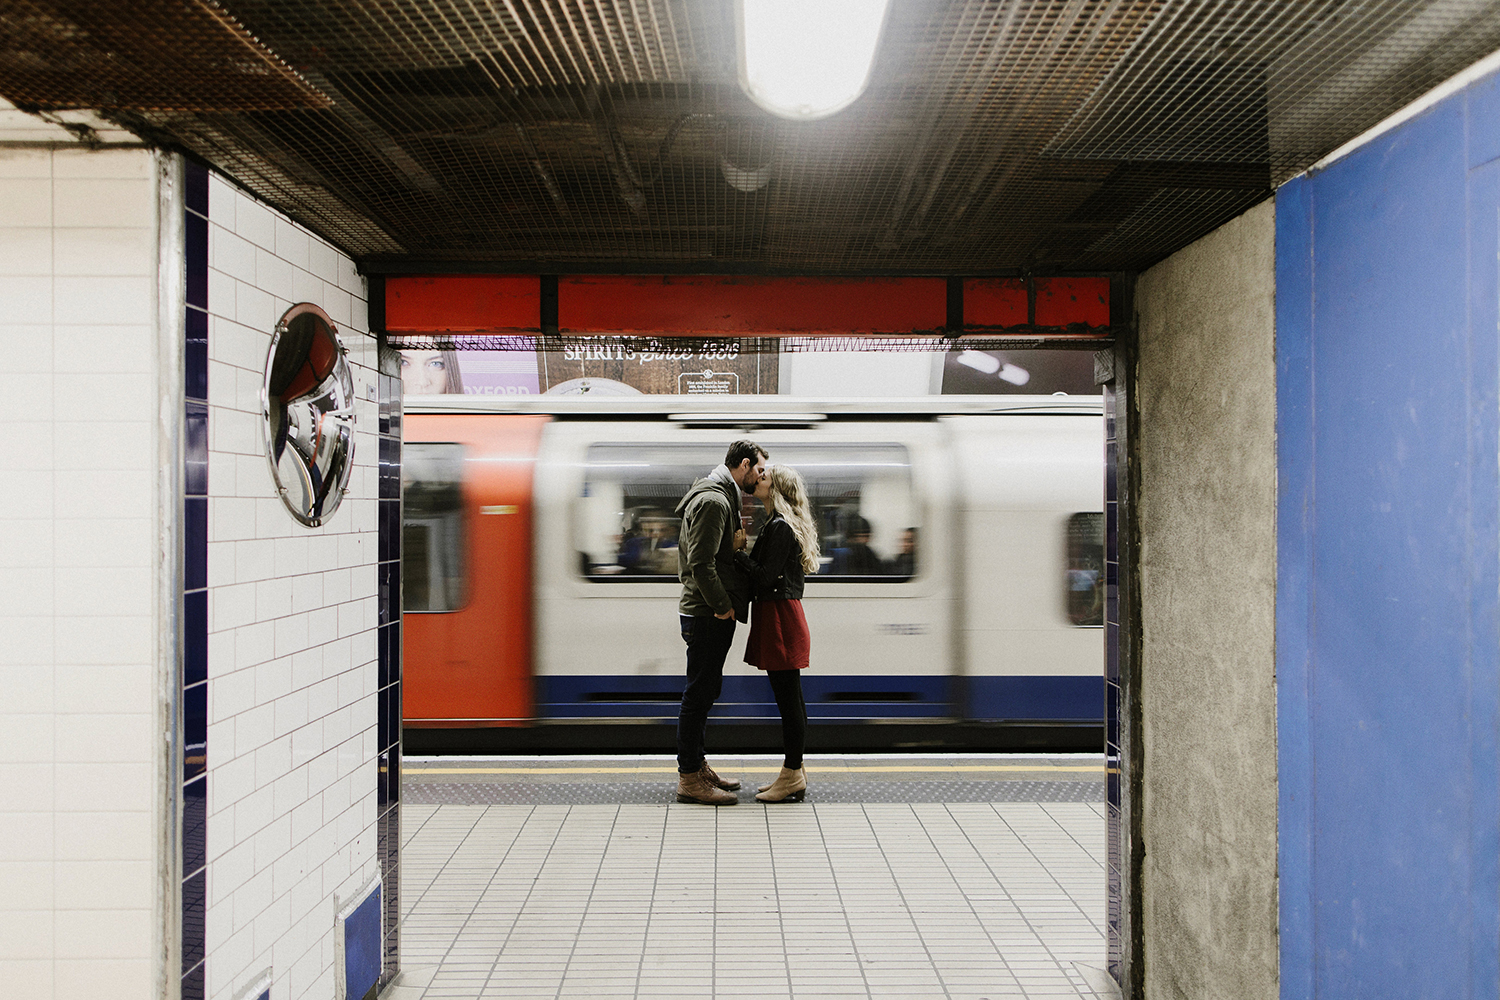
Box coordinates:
[537,674,1101,723]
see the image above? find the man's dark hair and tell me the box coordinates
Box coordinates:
[724,440,768,469]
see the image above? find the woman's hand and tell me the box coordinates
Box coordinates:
[734,528,747,551]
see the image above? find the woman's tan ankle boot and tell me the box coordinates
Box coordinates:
[755,767,807,803]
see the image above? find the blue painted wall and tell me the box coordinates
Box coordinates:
[1277,69,1500,998]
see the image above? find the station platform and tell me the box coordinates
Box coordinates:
[384,754,1115,1000]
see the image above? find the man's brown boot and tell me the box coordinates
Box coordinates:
[701,761,741,791]
[676,767,738,805]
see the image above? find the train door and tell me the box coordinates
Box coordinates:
[945,412,1105,723]
[402,414,547,725]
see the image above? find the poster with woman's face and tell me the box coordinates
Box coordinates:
[398,350,541,395]
[399,350,458,394]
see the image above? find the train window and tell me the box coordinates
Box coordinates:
[578,442,917,582]
[403,443,466,612]
[1066,512,1104,626]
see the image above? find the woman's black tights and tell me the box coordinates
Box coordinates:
[766,669,807,770]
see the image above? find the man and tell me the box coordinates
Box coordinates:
[672,439,767,804]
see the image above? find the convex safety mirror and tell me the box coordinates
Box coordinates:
[261,303,355,527]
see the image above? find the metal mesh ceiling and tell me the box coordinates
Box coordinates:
[7,0,1500,274]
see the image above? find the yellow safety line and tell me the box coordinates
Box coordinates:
[405,773,1110,779]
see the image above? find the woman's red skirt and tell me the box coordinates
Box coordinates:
[744,599,810,671]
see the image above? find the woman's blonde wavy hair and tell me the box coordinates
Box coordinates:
[766,465,821,574]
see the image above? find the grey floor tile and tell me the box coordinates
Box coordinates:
[392,761,1106,999]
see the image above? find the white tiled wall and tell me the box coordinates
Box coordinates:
[204,175,381,1000]
[0,146,163,999]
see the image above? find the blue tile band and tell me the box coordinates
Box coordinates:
[182,157,210,1000]
[342,884,382,1000]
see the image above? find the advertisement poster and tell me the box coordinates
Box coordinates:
[399,339,774,396]
[397,348,540,395]
[538,339,774,395]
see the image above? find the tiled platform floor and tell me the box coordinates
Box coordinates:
[384,755,1116,1000]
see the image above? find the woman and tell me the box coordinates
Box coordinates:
[737,464,821,803]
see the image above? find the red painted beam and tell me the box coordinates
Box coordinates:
[964,278,1028,326]
[386,275,539,332]
[384,274,1110,335]
[1035,276,1110,327]
[964,276,1110,329]
[558,275,946,334]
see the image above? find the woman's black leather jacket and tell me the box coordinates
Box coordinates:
[735,512,806,600]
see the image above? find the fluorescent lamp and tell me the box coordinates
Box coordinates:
[958,350,1001,374]
[736,0,890,121]
[998,363,1031,386]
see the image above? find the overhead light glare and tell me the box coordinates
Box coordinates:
[736,0,890,121]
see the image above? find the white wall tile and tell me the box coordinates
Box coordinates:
[54,958,152,1000]
[208,266,237,320]
[52,179,152,228]
[53,324,152,374]
[0,228,52,274]
[0,669,51,724]
[53,860,151,910]
[213,230,256,284]
[256,247,294,300]
[53,275,151,325]
[205,167,378,1000]
[0,275,53,323]
[234,281,277,333]
[53,470,151,519]
[289,265,322,306]
[53,421,152,471]
[233,623,275,671]
[235,193,277,251]
[274,220,309,271]
[54,908,150,958]
[0,617,53,665]
[5,324,54,372]
[52,616,150,665]
[0,862,54,910]
[0,148,52,177]
[0,715,54,763]
[52,812,152,861]
[52,372,153,422]
[52,664,152,715]
[0,425,58,476]
[0,910,55,959]
[54,566,151,614]
[306,238,338,283]
[52,763,151,812]
[0,567,53,616]
[53,518,152,569]
[51,148,153,180]
[54,714,152,763]
[52,226,153,276]
[0,179,52,226]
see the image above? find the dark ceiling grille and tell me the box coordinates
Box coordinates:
[4,0,1498,274]
[0,0,329,112]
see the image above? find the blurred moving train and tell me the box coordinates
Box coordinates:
[400,395,1105,751]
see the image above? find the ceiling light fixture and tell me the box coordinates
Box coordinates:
[736,0,891,121]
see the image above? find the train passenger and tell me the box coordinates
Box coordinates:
[890,527,918,577]
[738,465,821,803]
[841,515,885,575]
[673,439,768,805]
[620,512,678,576]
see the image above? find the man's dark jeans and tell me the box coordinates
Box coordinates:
[677,614,737,773]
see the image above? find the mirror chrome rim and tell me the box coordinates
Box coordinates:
[261,302,356,527]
